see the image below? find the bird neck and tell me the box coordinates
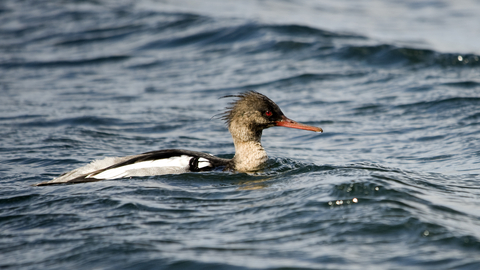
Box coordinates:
[229,123,268,172]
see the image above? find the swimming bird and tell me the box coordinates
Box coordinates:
[35,91,322,186]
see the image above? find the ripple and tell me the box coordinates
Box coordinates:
[338,44,480,67]
[12,116,124,128]
[0,55,130,68]
[2,1,480,269]
[442,80,480,88]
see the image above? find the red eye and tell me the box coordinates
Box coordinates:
[265,111,272,117]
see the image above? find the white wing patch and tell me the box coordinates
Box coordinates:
[87,155,193,180]
[197,157,211,169]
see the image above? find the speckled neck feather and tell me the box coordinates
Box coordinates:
[221,91,285,172]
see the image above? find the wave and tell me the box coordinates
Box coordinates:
[4,154,479,269]
[397,97,480,117]
[338,44,480,67]
[3,7,479,71]
[0,55,130,68]
[137,21,364,50]
[2,3,480,269]
[127,15,480,68]
[441,80,480,88]
[11,115,124,127]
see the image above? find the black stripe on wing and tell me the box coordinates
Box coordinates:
[64,149,230,184]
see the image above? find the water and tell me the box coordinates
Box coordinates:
[1,0,480,269]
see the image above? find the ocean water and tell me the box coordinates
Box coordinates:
[1,0,480,269]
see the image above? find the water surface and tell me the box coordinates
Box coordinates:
[1,0,480,269]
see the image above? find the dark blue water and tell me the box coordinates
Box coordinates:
[1,0,480,269]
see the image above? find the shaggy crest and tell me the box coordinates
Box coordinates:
[220,91,284,128]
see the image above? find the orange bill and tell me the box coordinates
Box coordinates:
[275,116,323,133]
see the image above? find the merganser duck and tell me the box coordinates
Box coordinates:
[35,91,322,186]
